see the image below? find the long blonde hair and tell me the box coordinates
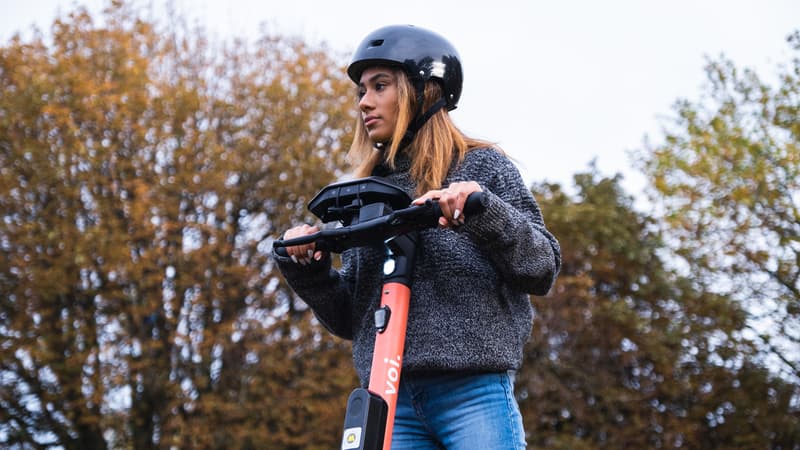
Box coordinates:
[348,68,496,196]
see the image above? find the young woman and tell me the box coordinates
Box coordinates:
[275,25,561,449]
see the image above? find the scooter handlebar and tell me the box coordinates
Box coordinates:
[273,192,486,257]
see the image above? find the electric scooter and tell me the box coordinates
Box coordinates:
[273,176,485,450]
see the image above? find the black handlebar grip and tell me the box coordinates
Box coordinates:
[274,245,289,257]
[463,191,487,215]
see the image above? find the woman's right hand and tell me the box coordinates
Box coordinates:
[282,224,325,265]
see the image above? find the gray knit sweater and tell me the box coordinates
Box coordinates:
[274,147,561,385]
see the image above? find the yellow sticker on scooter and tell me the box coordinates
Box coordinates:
[342,427,362,449]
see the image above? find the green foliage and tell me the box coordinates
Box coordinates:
[636,30,800,379]
[521,168,800,448]
[0,1,356,448]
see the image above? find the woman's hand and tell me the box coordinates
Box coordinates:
[412,181,483,228]
[282,224,325,265]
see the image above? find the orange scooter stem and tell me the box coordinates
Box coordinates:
[368,282,411,450]
[340,232,418,450]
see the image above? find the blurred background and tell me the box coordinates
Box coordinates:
[1,1,798,448]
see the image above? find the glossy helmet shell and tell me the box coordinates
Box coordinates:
[347,25,463,110]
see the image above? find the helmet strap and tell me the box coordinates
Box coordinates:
[397,93,447,150]
[373,83,447,152]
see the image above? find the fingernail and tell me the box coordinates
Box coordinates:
[290,255,299,264]
[307,250,314,259]
[314,251,323,261]
[453,209,461,220]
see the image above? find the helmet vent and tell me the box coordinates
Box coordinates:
[368,39,384,48]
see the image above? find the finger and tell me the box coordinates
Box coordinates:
[438,190,459,222]
[453,208,464,226]
[412,189,443,205]
[289,245,313,265]
[283,225,319,262]
[290,243,315,257]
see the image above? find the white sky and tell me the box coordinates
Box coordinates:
[2,0,798,197]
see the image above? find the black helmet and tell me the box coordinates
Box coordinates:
[347,25,463,111]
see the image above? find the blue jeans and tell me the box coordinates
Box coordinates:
[390,371,527,449]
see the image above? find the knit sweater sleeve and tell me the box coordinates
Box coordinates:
[273,248,358,340]
[458,149,561,295]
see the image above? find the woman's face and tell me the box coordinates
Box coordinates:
[358,67,399,144]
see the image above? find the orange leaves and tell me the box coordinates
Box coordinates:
[1,1,355,448]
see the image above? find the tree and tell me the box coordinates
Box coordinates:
[0,1,357,448]
[635,30,800,381]
[518,169,800,448]
[627,29,800,447]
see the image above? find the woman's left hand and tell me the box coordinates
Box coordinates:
[412,181,483,228]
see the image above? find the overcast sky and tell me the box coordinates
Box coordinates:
[3,0,798,197]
